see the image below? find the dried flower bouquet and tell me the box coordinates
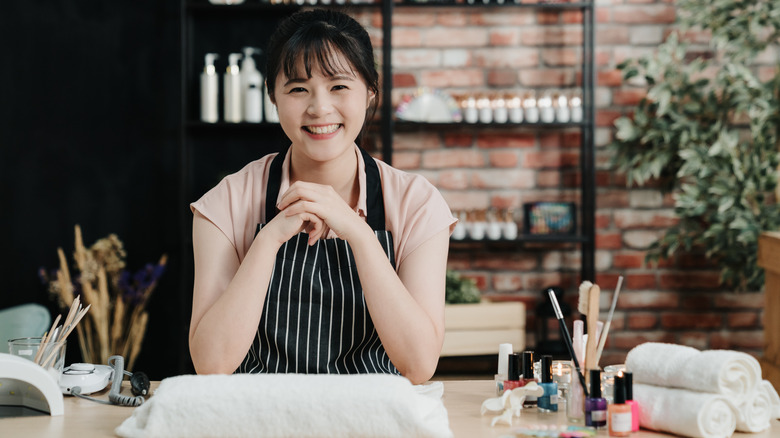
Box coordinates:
[40,225,166,370]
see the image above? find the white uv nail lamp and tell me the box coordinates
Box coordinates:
[0,352,64,416]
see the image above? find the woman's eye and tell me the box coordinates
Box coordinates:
[289,87,307,93]
[332,85,348,91]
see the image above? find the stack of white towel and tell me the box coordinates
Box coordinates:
[115,373,453,438]
[626,342,780,438]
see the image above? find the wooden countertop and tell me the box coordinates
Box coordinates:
[2,379,778,437]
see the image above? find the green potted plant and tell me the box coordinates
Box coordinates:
[610,0,780,291]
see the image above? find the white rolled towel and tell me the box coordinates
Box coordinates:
[115,374,453,438]
[626,342,761,405]
[760,380,780,419]
[634,383,737,438]
[736,388,771,432]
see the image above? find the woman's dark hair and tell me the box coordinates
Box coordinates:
[266,9,379,143]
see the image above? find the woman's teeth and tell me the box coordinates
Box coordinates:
[305,124,340,135]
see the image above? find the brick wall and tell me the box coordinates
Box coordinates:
[355,0,770,366]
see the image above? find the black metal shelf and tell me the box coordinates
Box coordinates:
[394,120,588,131]
[396,1,592,10]
[180,0,596,282]
[186,2,380,15]
[451,234,589,245]
[186,120,284,129]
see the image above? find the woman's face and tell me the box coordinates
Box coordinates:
[273,50,374,165]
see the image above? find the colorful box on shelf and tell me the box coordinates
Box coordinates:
[523,202,576,235]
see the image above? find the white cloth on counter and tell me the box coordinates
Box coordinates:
[625,342,761,405]
[115,373,453,438]
[634,383,737,438]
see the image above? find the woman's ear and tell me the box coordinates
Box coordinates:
[366,90,376,108]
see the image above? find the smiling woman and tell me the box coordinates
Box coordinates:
[187,9,457,384]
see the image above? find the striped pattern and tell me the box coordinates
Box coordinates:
[237,230,399,375]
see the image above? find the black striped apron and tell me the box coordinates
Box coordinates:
[237,147,399,375]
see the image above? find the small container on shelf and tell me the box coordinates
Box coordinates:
[522,90,539,123]
[507,93,523,124]
[554,91,570,123]
[477,94,493,124]
[570,89,583,123]
[492,94,508,124]
[467,210,487,240]
[451,210,468,240]
[501,208,518,240]
[461,94,479,124]
[538,89,555,124]
[523,202,576,235]
[486,208,503,240]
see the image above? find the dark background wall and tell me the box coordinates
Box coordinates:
[0,1,188,379]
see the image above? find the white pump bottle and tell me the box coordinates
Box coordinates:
[200,53,219,123]
[241,47,263,123]
[224,53,242,123]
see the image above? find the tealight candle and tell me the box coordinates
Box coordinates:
[492,95,508,124]
[523,92,539,123]
[555,92,570,123]
[507,94,523,123]
[570,91,583,123]
[462,95,478,124]
[477,95,492,124]
[538,91,554,123]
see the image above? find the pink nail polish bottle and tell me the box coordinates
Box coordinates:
[624,372,640,432]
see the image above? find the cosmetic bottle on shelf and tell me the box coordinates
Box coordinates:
[241,47,263,123]
[608,375,632,437]
[200,53,219,123]
[537,355,558,413]
[224,53,242,123]
[585,369,607,428]
[624,372,640,432]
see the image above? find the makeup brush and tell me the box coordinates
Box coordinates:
[578,281,601,373]
[547,288,589,397]
[595,276,624,366]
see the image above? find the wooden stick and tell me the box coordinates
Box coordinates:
[60,295,81,338]
[61,304,91,341]
[34,314,61,364]
[584,284,601,378]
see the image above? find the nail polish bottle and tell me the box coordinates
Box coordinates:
[585,369,607,428]
[623,372,640,432]
[503,353,523,392]
[537,355,558,413]
[521,351,538,407]
[608,375,632,436]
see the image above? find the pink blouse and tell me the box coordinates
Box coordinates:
[190,145,456,268]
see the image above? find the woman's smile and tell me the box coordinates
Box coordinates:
[304,124,342,136]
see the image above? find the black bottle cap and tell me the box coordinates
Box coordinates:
[508,353,521,380]
[540,355,553,383]
[522,351,535,379]
[623,371,633,401]
[613,375,626,404]
[589,369,601,398]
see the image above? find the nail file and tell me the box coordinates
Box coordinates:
[584,284,601,376]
